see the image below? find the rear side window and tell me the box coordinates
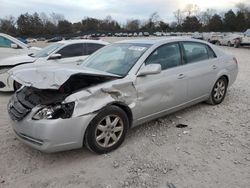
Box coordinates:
[85,43,105,55]
[145,43,181,70]
[57,43,84,58]
[183,42,214,63]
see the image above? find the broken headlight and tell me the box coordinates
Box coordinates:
[32,102,75,120]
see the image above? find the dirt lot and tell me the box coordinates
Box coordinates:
[0,40,249,188]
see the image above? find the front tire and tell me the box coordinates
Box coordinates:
[207,77,228,105]
[84,105,129,154]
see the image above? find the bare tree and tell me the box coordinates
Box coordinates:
[50,12,65,26]
[236,3,250,13]
[173,9,184,25]
[200,9,216,25]
[104,15,113,24]
[0,16,16,34]
[149,12,161,27]
[126,19,141,31]
[39,12,49,25]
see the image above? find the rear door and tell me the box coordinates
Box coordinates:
[51,43,86,64]
[181,42,219,101]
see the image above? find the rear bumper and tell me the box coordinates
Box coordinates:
[10,111,95,153]
[228,65,238,87]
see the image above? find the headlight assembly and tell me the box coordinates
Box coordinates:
[32,102,75,120]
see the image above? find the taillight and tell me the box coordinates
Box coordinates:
[233,57,238,64]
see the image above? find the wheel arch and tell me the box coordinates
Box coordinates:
[107,102,133,128]
[220,75,229,85]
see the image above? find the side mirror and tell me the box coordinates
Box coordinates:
[137,64,161,77]
[11,43,18,49]
[49,53,62,60]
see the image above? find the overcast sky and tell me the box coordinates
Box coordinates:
[0,0,249,23]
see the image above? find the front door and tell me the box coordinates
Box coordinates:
[134,43,188,122]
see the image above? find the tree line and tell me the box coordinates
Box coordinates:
[0,3,250,38]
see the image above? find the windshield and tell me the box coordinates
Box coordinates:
[81,43,151,76]
[31,43,64,58]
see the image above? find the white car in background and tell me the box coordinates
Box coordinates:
[0,40,109,91]
[216,33,242,46]
[0,33,40,60]
[234,29,250,48]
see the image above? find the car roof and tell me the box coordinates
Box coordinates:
[116,37,210,45]
[57,39,109,45]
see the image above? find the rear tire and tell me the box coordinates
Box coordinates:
[84,105,129,154]
[234,39,240,48]
[207,77,228,105]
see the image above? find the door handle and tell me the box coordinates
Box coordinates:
[178,74,185,79]
[212,65,217,70]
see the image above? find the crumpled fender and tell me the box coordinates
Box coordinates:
[64,79,137,117]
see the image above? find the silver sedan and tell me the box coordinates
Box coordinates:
[8,38,238,154]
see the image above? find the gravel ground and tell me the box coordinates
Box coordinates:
[0,40,249,188]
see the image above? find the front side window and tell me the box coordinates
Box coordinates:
[183,42,212,63]
[145,43,181,70]
[81,43,151,76]
[0,36,12,48]
[85,43,105,55]
[57,43,84,58]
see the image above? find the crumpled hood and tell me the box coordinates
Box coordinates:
[9,63,120,90]
[0,54,36,66]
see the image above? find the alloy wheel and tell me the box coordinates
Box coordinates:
[95,115,124,148]
[213,80,226,102]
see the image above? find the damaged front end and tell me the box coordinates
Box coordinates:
[8,87,71,121]
[8,72,119,121]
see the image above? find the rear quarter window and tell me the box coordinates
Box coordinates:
[85,43,105,55]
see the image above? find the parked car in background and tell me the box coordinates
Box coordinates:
[47,36,63,43]
[0,33,40,60]
[37,37,46,41]
[0,40,109,91]
[7,38,238,154]
[27,38,37,43]
[143,32,150,37]
[234,29,250,48]
[17,37,28,44]
[192,32,203,40]
[216,33,242,46]
[138,32,143,37]
[205,33,223,44]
